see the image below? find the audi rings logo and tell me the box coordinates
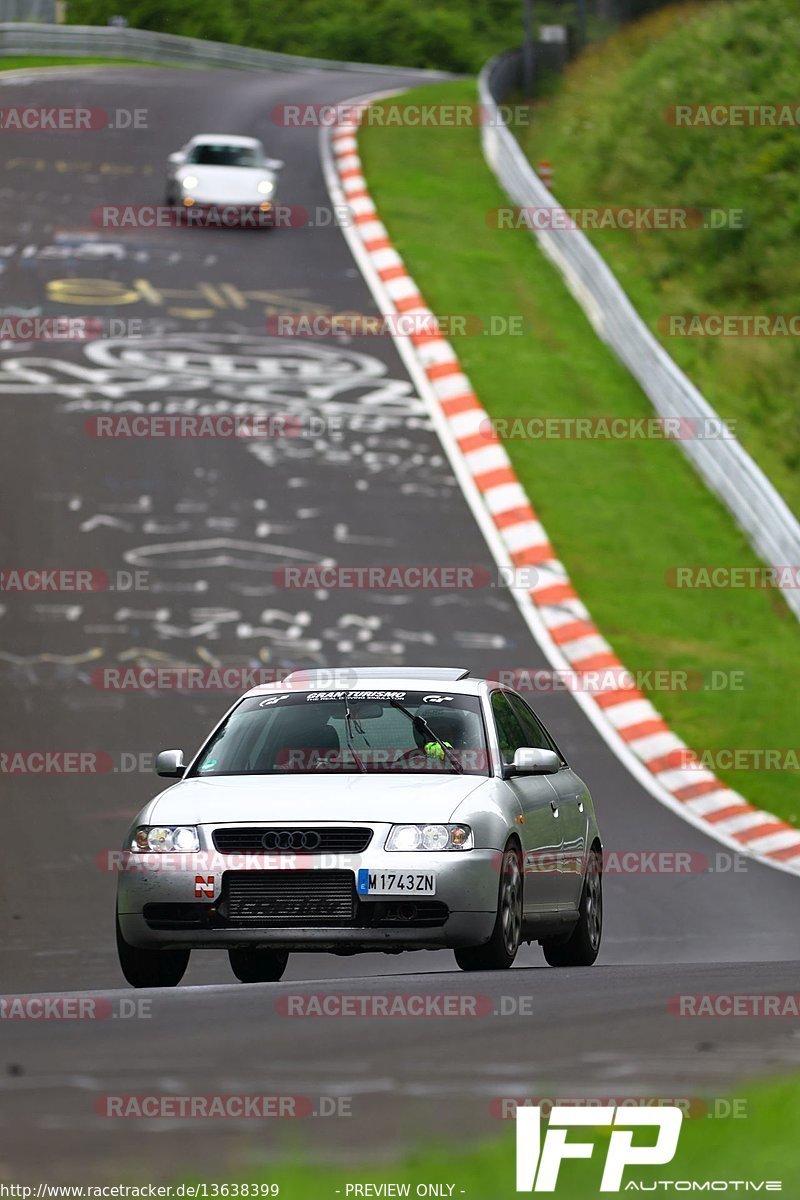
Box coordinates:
[261,829,322,851]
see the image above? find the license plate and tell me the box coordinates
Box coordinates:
[357,869,436,896]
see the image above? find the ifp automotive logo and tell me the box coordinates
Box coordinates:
[515,1104,682,1192]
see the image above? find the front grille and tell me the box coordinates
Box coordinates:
[221,870,356,925]
[213,827,372,854]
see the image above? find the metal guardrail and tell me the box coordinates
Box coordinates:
[0,21,454,77]
[479,49,800,621]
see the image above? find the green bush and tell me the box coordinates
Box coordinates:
[66,0,575,72]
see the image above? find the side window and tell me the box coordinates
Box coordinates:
[508,694,567,765]
[491,691,527,765]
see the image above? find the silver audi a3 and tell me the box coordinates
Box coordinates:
[116,668,603,986]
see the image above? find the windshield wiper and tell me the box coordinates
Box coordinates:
[389,698,463,773]
[343,696,367,773]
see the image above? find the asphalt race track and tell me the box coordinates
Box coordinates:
[0,65,798,1182]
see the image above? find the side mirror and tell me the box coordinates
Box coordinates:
[264,157,284,171]
[168,152,185,166]
[155,749,186,778]
[509,747,560,776]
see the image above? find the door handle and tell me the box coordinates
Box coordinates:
[550,796,559,814]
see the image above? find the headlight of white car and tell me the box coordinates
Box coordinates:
[385,824,473,851]
[132,826,199,853]
[257,179,275,195]
[180,175,199,191]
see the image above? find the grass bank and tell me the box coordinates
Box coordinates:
[0,56,162,70]
[516,0,800,518]
[357,80,798,825]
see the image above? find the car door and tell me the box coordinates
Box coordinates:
[490,690,566,916]
[507,693,588,910]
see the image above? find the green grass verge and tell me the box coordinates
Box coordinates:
[0,56,163,70]
[181,1074,800,1195]
[515,0,800,518]
[357,81,800,826]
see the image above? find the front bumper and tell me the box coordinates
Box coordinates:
[116,838,501,952]
[117,913,496,952]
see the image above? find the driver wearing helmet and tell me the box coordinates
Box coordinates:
[412,705,469,767]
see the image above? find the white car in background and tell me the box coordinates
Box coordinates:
[116,667,603,987]
[165,133,283,220]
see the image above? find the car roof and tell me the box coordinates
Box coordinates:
[243,666,489,699]
[187,134,262,148]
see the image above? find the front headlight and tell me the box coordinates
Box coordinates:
[132,826,199,853]
[385,824,473,851]
[180,175,199,191]
[257,179,275,195]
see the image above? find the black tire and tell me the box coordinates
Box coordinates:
[454,843,523,971]
[116,914,189,988]
[228,947,289,983]
[542,846,602,967]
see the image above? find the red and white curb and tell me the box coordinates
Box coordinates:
[322,106,800,878]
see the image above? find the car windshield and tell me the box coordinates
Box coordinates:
[189,690,490,777]
[187,144,260,167]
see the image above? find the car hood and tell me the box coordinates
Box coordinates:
[184,166,275,203]
[148,773,487,826]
